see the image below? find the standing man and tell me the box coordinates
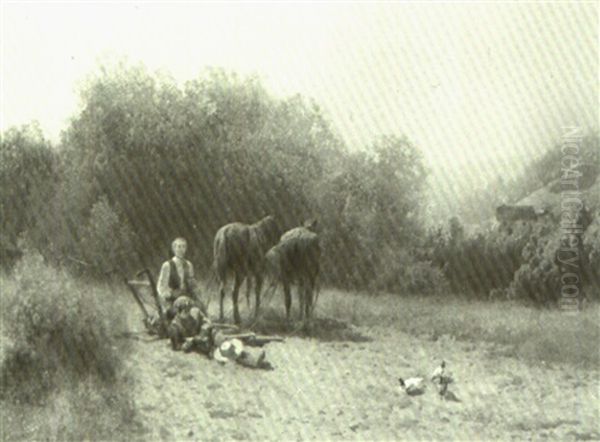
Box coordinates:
[157,237,206,319]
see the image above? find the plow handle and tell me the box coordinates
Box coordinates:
[136,268,166,323]
[124,277,150,319]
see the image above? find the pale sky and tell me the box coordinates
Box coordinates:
[1,2,598,216]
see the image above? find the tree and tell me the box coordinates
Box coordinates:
[0,123,57,265]
[57,63,345,274]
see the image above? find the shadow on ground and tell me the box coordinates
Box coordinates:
[248,308,373,343]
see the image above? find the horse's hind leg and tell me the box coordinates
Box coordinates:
[305,279,314,319]
[218,277,226,322]
[245,276,252,308]
[298,281,306,321]
[283,281,292,321]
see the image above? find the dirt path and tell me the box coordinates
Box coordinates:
[124,315,599,441]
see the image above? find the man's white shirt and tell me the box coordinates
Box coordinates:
[157,256,193,301]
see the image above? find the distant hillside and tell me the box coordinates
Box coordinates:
[517,177,599,218]
[515,132,598,220]
[440,132,599,226]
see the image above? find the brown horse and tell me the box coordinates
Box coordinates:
[213,216,280,324]
[265,225,320,321]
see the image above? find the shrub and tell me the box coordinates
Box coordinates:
[508,226,567,305]
[372,247,449,295]
[79,195,137,276]
[0,251,129,404]
[583,214,600,299]
[0,124,57,269]
[506,210,599,305]
[403,260,449,295]
[0,252,135,440]
[425,218,533,297]
[425,214,594,306]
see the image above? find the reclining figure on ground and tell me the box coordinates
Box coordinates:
[167,296,280,369]
[125,270,283,369]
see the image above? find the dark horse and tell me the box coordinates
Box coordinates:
[266,224,320,321]
[213,215,280,324]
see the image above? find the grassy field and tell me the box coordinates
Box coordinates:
[1,260,598,440]
[243,286,600,369]
[314,288,600,368]
[129,284,600,441]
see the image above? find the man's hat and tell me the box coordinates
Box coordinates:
[213,339,244,363]
[173,296,193,311]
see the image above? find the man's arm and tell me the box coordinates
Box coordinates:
[157,261,173,306]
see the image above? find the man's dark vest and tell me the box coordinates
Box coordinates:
[168,258,189,291]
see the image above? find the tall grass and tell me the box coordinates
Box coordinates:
[314,289,600,368]
[0,252,136,441]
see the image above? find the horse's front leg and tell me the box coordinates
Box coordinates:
[232,273,243,325]
[253,273,263,319]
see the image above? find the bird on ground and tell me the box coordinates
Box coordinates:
[431,360,446,382]
[431,360,459,401]
[431,361,454,385]
[398,377,426,396]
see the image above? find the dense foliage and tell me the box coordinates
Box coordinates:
[1,63,598,304]
[1,64,428,289]
[0,253,128,400]
[426,208,599,304]
[0,252,134,439]
[0,123,58,267]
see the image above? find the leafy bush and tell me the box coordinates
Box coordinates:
[0,124,57,268]
[402,260,449,295]
[424,218,534,297]
[583,214,600,299]
[508,231,562,305]
[79,195,137,276]
[506,207,600,305]
[0,252,135,440]
[372,247,448,295]
[423,213,600,306]
[0,252,129,404]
